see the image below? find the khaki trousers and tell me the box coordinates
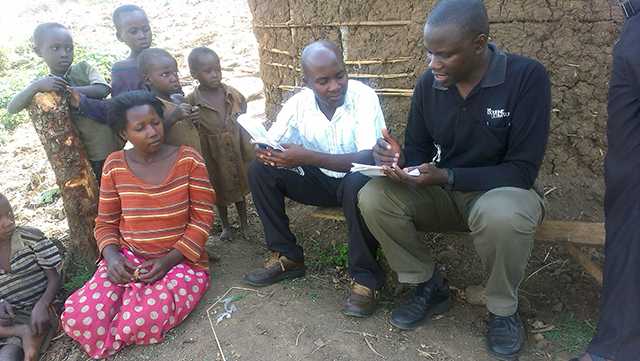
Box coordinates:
[358,178,544,316]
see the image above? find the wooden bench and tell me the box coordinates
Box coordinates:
[310,207,604,285]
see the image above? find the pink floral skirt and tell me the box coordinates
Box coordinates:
[61,247,210,359]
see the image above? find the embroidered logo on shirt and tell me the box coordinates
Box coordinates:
[432,144,442,164]
[486,108,511,119]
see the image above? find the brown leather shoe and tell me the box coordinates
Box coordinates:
[342,282,377,317]
[243,252,306,287]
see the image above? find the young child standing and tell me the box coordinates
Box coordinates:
[75,4,153,122]
[0,193,62,361]
[7,22,121,182]
[187,47,253,240]
[136,48,202,153]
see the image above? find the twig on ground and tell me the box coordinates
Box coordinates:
[51,331,66,342]
[524,259,564,283]
[364,336,385,358]
[340,329,378,339]
[341,329,384,358]
[295,327,305,346]
[310,341,328,354]
[544,186,558,196]
[206,287,269,361]
[417,348,435,359]
[530,325,556,333]
[542,246,553,263]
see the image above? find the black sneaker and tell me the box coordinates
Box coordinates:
[389,272,450,330]
[486,312,525,360]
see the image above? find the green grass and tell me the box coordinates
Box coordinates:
[545,313,596,353]
[308,241,349,270]
[62,251,95,293]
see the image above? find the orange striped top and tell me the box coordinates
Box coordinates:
[95,146,216,269]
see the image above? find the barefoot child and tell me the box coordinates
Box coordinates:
[75,4,153,122]
[186,47,253,240]
[136,48,202,153]
[7,22,121,182]
[0,193,62,361]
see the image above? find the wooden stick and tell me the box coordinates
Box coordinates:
[206,287,271,361]
[261,48,294,57]
[278,85,302,91]
[345,57,412,65]
[535,220,605,246]
[309,207,606,246]
[265,62,299,71]
[566,244,603,286]
[375,87,415,92]
[277,85,414,97]
[254,20,411,28]
[377,92,414,97]
[350,73,413,79]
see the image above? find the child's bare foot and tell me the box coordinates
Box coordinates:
[219,227,233,241]
[17,325,38,361]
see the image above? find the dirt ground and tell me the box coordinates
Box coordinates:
[0,1,602,360]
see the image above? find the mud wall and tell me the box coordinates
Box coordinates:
[247,0,623,220]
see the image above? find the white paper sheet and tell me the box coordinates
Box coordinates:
[350,163,420,177]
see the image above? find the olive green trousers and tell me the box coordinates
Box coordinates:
[358,179,544,316]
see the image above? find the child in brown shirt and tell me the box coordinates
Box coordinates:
[187,47,253,240]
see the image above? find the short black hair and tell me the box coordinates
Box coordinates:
[137,48,175,76]
[426,0,489,39]
[112,4,146,31]
[33,22,68,48]
[108,90,164,134]
[187,47,219,71]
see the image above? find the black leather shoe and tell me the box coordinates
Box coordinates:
[486,312,525,360]
[389,273,450,330]
[243,252,306,287]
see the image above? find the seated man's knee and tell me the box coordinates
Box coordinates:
[469,189,540,236]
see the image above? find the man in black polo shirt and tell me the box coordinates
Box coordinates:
[358,0,550,359]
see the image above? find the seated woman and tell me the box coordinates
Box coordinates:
[61,90,215,359]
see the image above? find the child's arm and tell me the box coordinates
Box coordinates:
[165,103,199,129]
[71,83,110,99]
[30,268,59,335]
[0,323,27,338]
[6,77,69,114]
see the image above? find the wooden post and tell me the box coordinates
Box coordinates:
[27,92,99,262]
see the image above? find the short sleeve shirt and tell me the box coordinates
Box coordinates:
[0,227,62,312]
[267,80,386,178]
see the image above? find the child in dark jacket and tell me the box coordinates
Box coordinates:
[74,4,153,122]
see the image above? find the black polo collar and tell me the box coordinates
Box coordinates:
[433,43,507,91]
